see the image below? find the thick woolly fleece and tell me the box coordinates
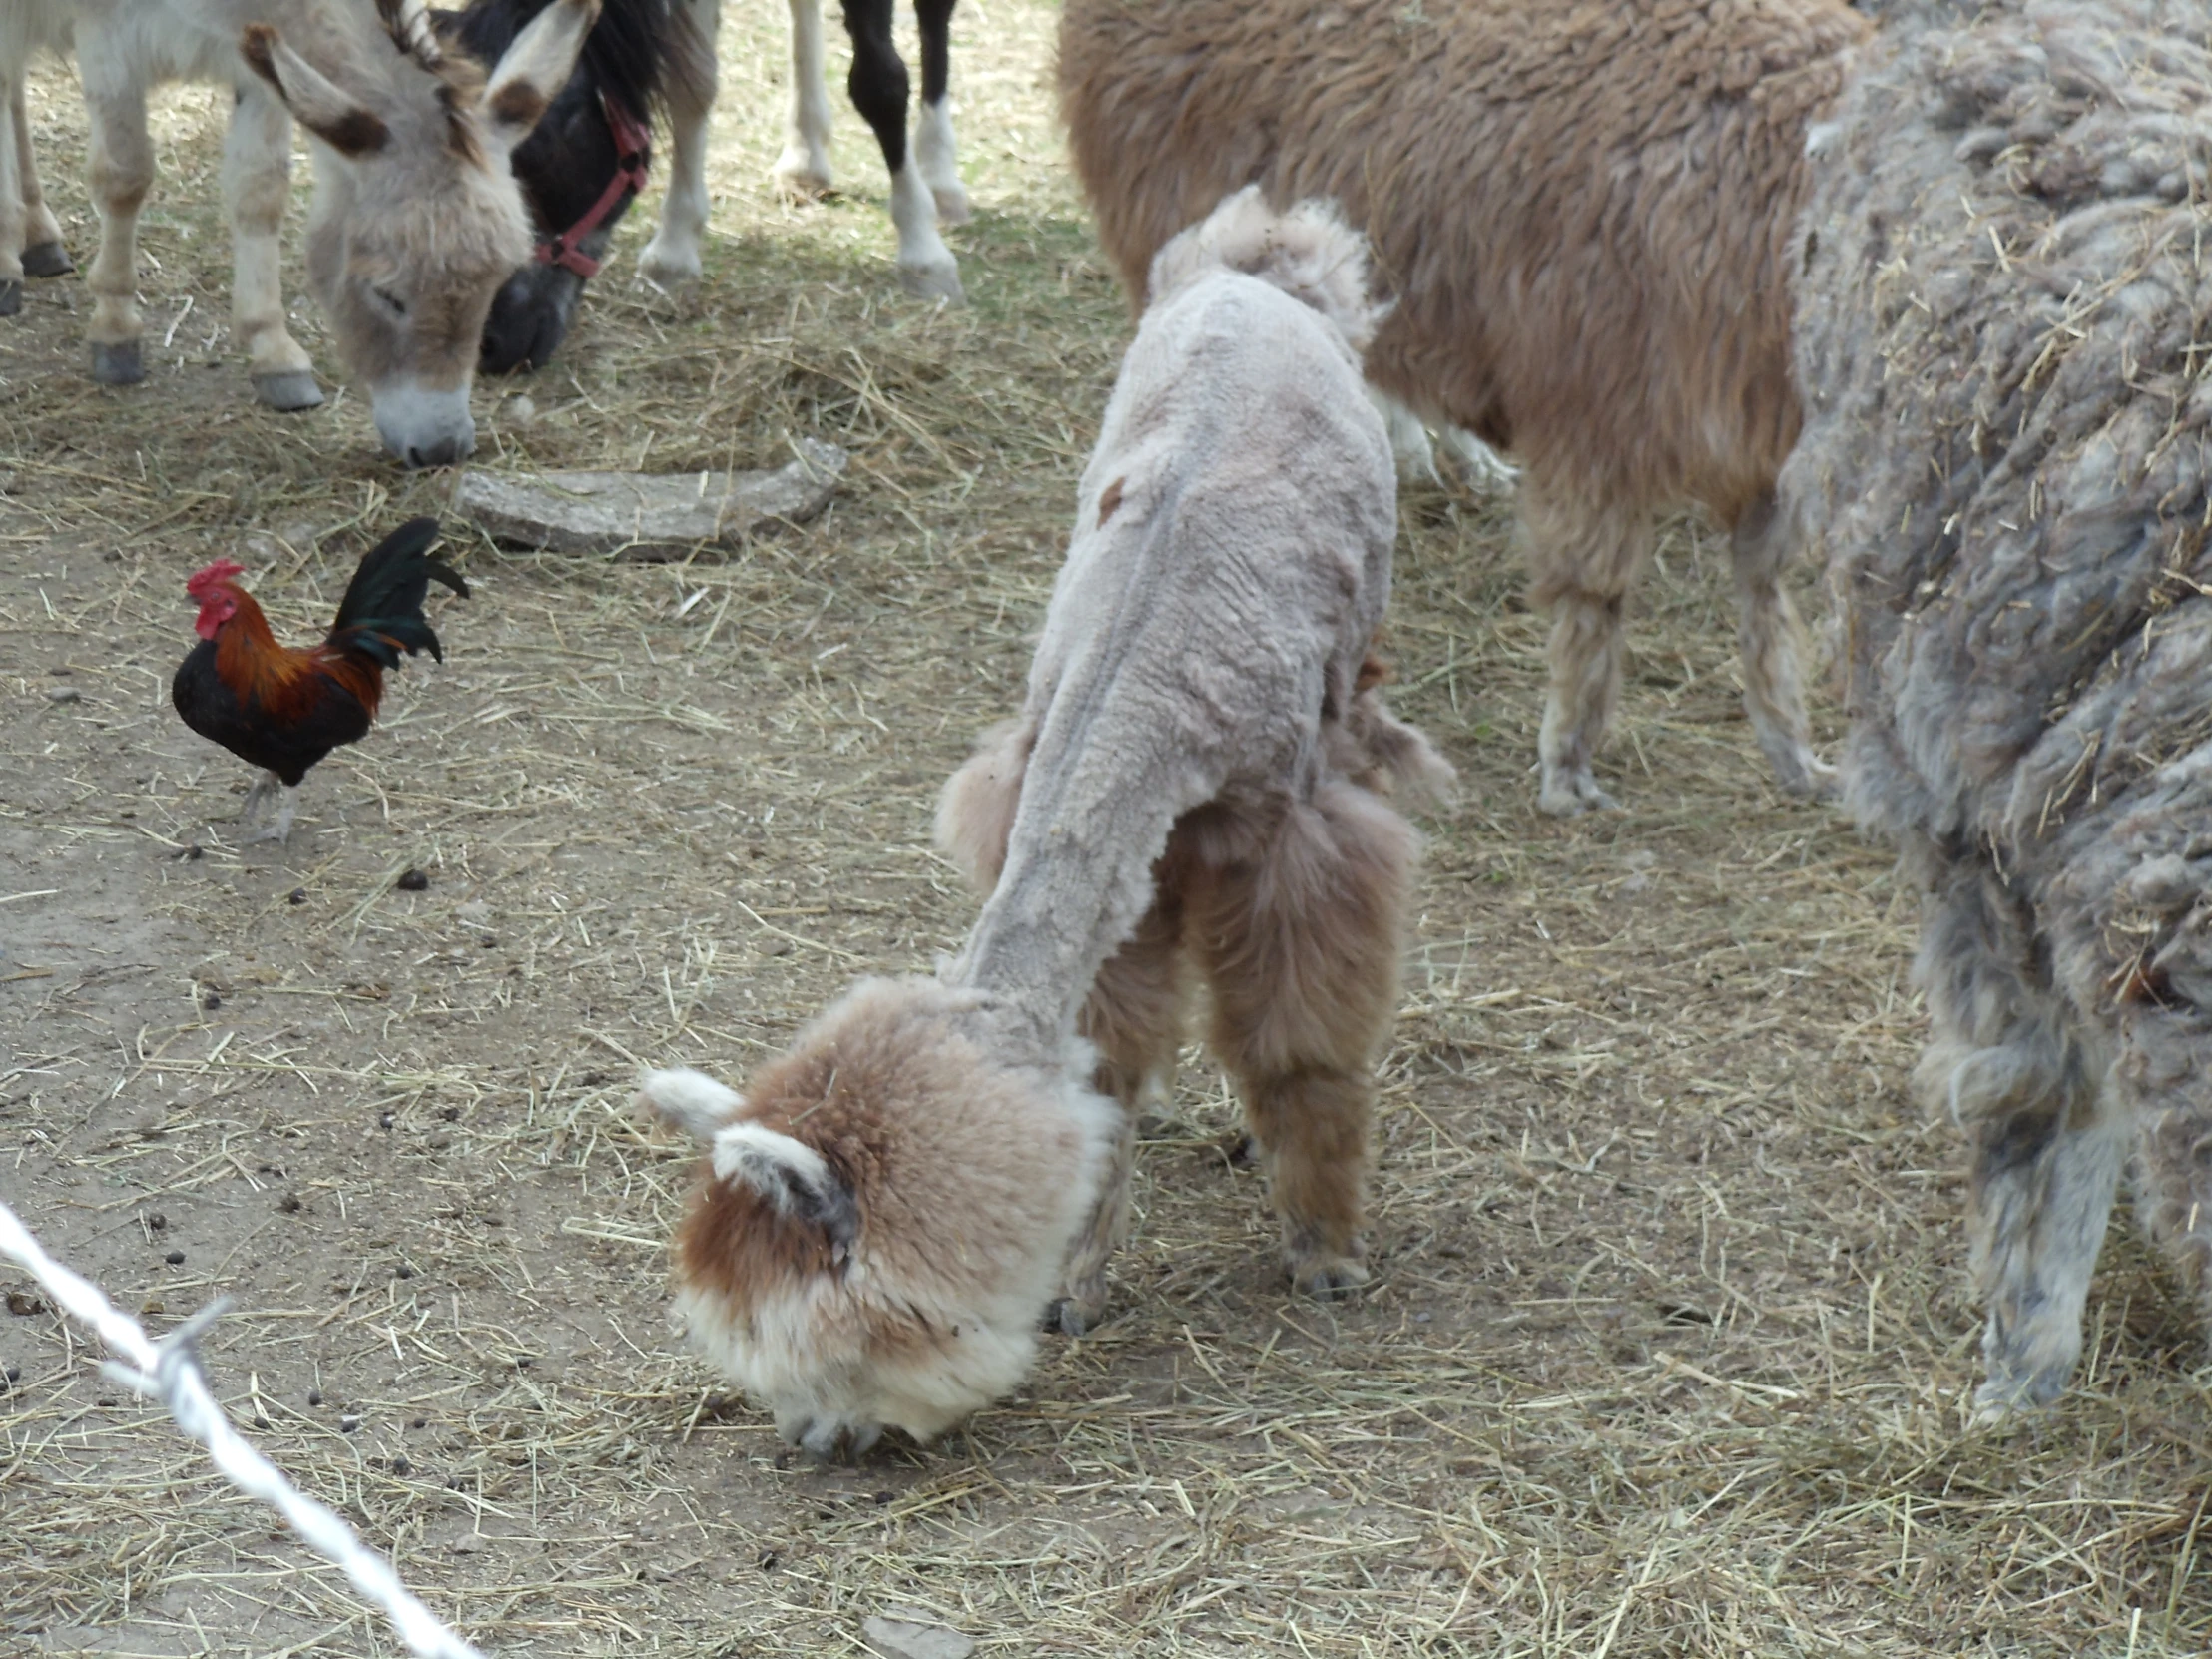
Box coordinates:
[1783,0,2212,1405]
[941,186,1404,1050]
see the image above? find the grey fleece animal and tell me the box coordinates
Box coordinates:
[1783,0,2212,1414]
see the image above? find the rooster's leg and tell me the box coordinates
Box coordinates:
[239,771,295,845]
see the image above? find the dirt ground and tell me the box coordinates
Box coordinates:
[3,4,2210,1657]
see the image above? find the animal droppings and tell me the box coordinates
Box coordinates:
[286,888,307,905]
[163,1250,184,1266]
[339,1414,361,1433]
[396,868,429,892]
[6,1292,44,1317]
[455,438,847,560]
[306,1390,321,1406]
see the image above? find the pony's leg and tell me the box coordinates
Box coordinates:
[911,0,967,225]
[225,78,319,410]
[839,0,959,301]
[640,0,719,286]
[772,0,833,199]
[1909,838,2121,1419]
[1523,476,1651,816]
[1731,488,1836,800]
[1053,891,1187,1336]
[75,37,153,385]
[1186,782,1417,1297]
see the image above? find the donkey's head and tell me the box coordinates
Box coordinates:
[240,0,597,467]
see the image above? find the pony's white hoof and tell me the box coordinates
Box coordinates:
[898,258,965,305]
[773,153,833,203]
[638,241,703,290]
[930,183,973,226]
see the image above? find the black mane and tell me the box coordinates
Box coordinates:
[441,0,697,129]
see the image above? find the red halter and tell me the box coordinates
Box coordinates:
[534,92,653,280]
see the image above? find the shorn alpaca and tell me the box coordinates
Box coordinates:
[642,189,1444,1455]
[1782,0,2212,1414]
[1058,0,1868,815]
[938,187,1451,1334]
[0,0,595,466]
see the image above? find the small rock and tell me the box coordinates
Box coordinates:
[411,1417,427,1429]
[306,1389,322,1406]
[141,1299,165,1316]
[339,1414,361,1433]
[455,438,847,561]
[378,1112,395,1130]
[396,868,429,892]
[395,1264,415,1279]
[45,685,81,705]
[164,1250,185,1266]
[862,1616,976,1659]
[4,1365,21,1383]
[391,1454,412,1475]
[287,888,308,905]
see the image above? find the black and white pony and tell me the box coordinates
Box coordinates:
[440,0,710,372]
[471,0,967,373]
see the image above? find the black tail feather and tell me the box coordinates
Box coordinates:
[326,517,469,671]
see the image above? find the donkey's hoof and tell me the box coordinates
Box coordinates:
[254,371,324,412]
[1291,1254,1370,1300]
[1046,1281,1109,1338]
[21,240,73,278]
[0,280,20,318]
[897,259,965,305]
[91,340,144,386]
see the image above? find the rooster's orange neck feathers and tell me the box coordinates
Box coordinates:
[205,581,383,722]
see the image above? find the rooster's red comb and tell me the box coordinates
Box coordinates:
[185,559,248,597]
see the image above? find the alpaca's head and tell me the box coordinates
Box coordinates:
[643,977,1121,1459]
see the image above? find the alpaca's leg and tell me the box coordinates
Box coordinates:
[1053,891,1187,1336]
[772,0,833,198]
[1523,480,1650,817]
[910,0,967,224]
[77,41,153,386]
[1730,489,1835,800]
[1187,782,1417,1296]
[839,0,960,301]
[1912,840,2120,1417]
[641,0,719,285]
[2116,1024,2212,1362]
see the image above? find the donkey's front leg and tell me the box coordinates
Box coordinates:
[14,76,71,282]
[226,79,320,410]
[76,47,153,385]
[0,72,31,314]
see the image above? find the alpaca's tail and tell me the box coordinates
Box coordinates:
[1146,184,1383,352]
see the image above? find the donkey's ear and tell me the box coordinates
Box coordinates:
[240,26,390,158]
[480,0,599,154]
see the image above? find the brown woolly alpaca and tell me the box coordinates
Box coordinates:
[1783,0,2212,1414]
[935,187,1451,1333]
[637,983,1117,1460]
[1057,0,1869,816]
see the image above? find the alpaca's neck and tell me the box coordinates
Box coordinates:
[941,651,1219,1058]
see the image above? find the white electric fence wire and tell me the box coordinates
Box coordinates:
[0,1196,486,1659]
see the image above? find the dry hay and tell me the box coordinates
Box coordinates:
[0,3,2209,1656]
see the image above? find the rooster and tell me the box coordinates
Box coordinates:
[171,518,468,844]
